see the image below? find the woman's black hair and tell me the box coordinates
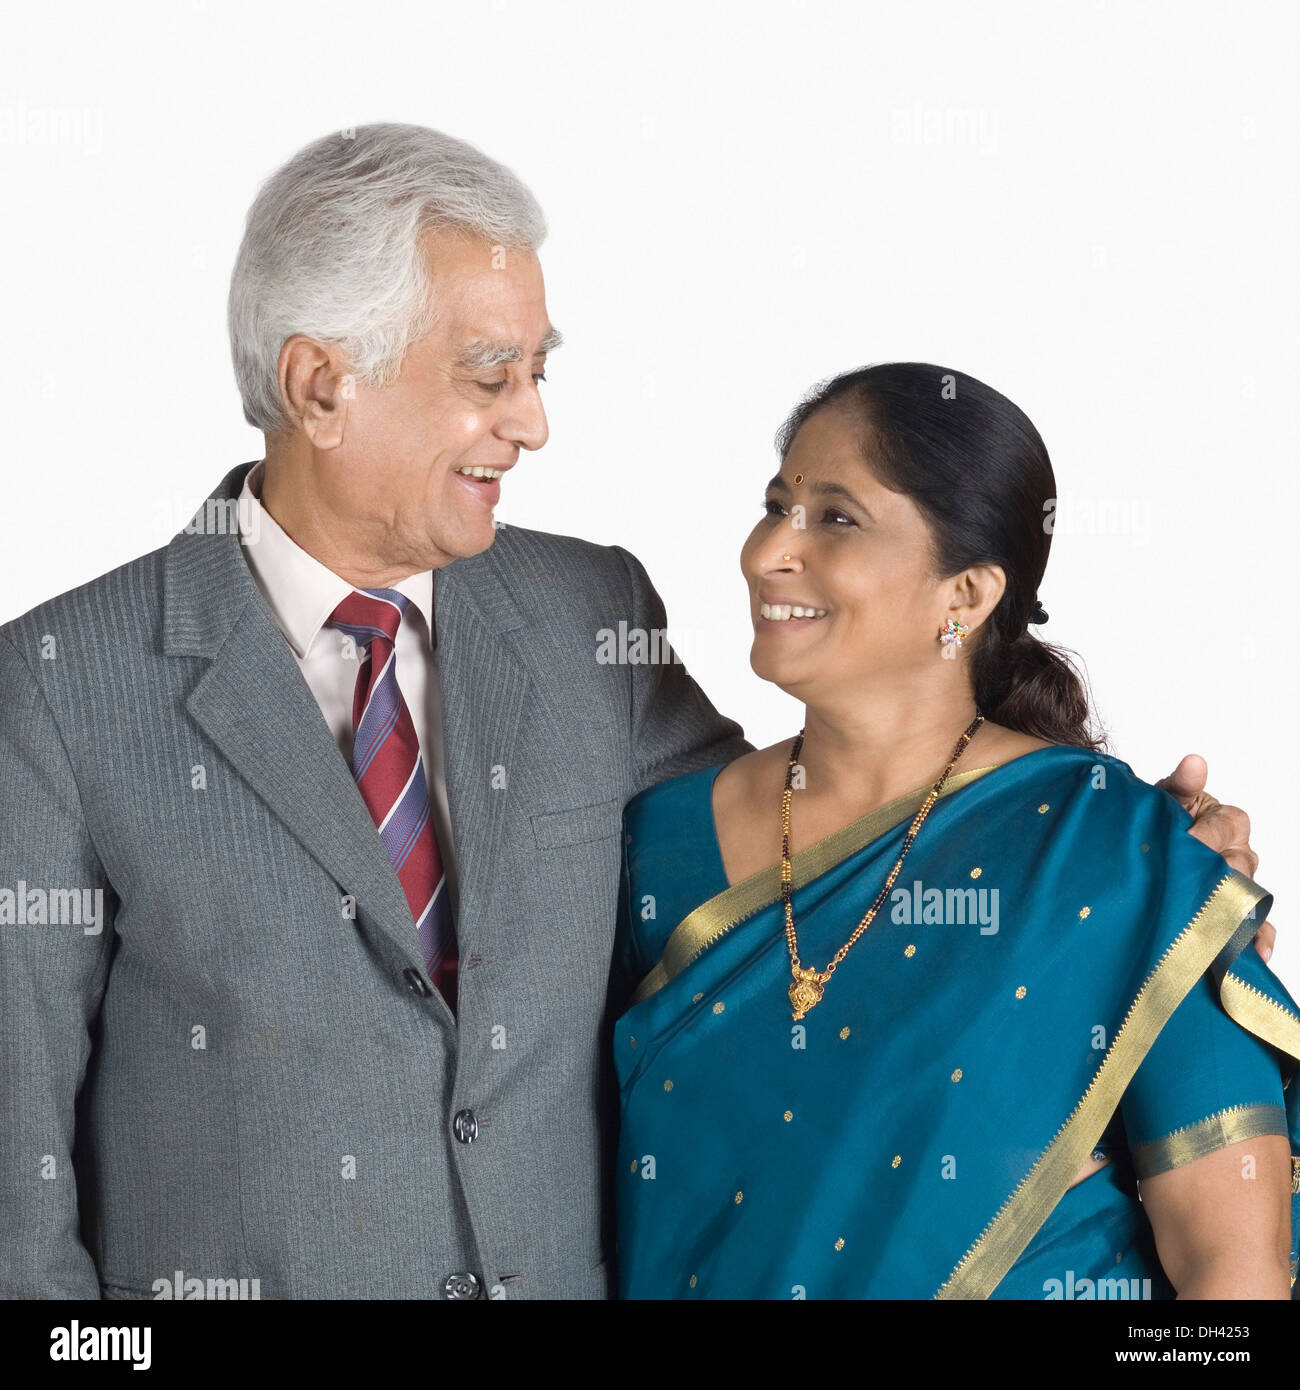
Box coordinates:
[776,362,1105,750]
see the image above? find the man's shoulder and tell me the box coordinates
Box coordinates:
[1,544,169,662]
[481,521,633,584]
[469,524,647,637]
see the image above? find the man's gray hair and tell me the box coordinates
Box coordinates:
[228,123,547,433]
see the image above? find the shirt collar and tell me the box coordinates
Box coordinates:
[238,461,435,658]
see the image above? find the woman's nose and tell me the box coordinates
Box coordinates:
[758,526,804,572]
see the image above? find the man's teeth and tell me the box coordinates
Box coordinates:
[761,603,828,621]
[455,466,505,480]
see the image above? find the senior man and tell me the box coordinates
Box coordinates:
[0,123,1265,1300]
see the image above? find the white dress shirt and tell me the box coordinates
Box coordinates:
[237,462,459,916]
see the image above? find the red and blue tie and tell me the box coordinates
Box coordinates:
[328,588,457,1010]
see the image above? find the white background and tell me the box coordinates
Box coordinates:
[2,0,1296,989]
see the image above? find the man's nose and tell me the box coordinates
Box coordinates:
[501,386,549,452]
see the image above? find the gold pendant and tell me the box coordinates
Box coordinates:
[789,967,826,1020]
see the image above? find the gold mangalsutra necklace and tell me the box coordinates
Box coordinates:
[782,711,985,1021]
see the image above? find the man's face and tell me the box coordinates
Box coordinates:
[320,231,555,571]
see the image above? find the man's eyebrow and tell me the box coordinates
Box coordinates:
[456,324,564,370]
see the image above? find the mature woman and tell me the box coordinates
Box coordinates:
[611,364,1299,1299]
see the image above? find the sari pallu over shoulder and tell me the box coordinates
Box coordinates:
[614,746,1298,1299]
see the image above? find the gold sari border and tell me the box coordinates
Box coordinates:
[1132,1103,1288,1179]
[629,763,998,1007]
[935,869,1269,1300]
[1211,909,1264,985]
[1220,975,1300,1076]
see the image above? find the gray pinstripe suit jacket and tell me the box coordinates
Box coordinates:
[0,461,749,1299]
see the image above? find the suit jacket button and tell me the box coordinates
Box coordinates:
[443,1272,481,1300]
[403,968,431,997]
[453,1109,479,1144]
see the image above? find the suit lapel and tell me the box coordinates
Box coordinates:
[163,464,422,967]
[165,466,538,971]
[434,538,532,953]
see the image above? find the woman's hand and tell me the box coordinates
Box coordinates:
[1157,753,1276,963]
[1139,1134,1293,1298]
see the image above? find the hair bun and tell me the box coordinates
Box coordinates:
[1028,600,1049,625]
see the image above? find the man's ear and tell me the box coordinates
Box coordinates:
[277,335,352,449]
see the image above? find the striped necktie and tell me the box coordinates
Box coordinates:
[327,588,457,1010]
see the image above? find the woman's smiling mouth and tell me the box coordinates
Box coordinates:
[758,600,828,623]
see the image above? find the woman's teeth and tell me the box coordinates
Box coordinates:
[455,466,505,479]
[761,603,828,621]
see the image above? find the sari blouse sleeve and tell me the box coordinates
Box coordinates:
[1119,951,1290,1178]
[1081,759,1297,1183]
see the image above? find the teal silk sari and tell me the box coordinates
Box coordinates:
[612,746,1300,1299]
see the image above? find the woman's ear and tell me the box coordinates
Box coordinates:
[945,564,1006,634]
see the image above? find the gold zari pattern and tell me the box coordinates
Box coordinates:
[1131,1103,1288,1178]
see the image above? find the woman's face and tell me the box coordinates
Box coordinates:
[740,406,959,703]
